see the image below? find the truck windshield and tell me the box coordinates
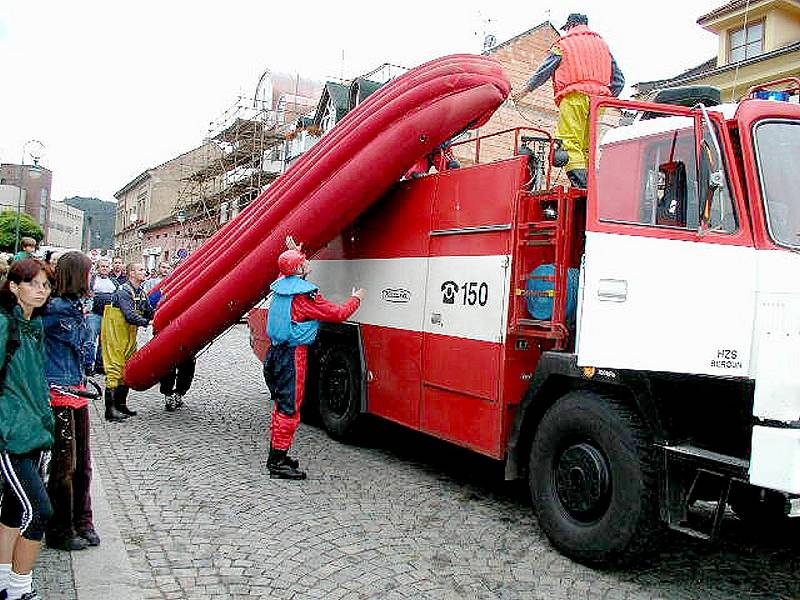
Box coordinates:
[755,120,800,247]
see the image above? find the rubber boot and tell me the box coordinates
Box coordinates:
[267,447,306,480]
[266,446,299,469]
[114,385,137,417]
[104,388,127,422]
[567,168,588,189]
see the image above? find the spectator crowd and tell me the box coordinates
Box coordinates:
[0,234,355,598]
[0,238,182,600]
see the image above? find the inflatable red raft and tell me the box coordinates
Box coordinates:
[124,54,510,390]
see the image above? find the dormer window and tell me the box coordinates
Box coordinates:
[321,99,336,133]
[729,20,764,63]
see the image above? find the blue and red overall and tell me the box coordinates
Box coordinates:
[264,276,360,451]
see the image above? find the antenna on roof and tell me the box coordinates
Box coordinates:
[475,10,496,52]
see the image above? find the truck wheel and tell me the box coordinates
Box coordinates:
[318,345,362,441]
[729,483,790,526]
[529,391,661,567]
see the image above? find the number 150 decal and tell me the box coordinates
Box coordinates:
[440,281,489,306]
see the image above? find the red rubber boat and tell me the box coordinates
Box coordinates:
[124,54,510,390]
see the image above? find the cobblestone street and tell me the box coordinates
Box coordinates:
[41,325,800,599]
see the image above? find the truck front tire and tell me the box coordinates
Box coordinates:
[529,391,661,566]
[318,345,362,441]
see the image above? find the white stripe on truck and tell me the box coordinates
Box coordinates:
[310,255,512,343]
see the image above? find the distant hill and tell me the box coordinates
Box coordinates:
[63,196,116,251]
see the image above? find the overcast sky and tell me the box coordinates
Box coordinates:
[0,0,725,203]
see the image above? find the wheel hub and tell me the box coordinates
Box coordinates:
[555,442,611,522]
[324,361,350,417]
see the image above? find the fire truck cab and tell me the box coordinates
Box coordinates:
[248,79,800,566]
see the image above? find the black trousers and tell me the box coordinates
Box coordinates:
[0,450,53,541]
[159,358,196,396]
[46,406,93,541]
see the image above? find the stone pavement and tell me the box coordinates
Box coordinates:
[37,325,800,599]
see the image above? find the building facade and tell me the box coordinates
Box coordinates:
[0,185,24,212]
[637,0,800,101]
[46,201,84,249]
[0,163,53,237]
[113,144,216,264]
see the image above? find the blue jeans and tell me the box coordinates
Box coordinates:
[84,313,103,371]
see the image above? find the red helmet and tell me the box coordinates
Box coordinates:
[277,249,307,276]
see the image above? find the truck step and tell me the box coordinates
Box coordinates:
[662,444,749,478]
[666,523,712,541]
[525,221,558,230]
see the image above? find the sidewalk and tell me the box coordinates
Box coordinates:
[36,460,141,600]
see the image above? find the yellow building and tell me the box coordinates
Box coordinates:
[637,0,800,101]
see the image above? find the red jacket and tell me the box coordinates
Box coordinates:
[291,292,361,329]
[553,25,613,106]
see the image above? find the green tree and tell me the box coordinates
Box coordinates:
[0,211,44,252]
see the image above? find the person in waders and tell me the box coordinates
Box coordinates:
[101,263,153,422]
[512,12,625,188]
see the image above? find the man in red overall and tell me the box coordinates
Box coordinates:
[512,13,625,188]
[264,246,365,479]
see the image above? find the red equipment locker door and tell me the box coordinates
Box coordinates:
[419,161,520,457]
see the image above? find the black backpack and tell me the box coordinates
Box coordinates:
[0,307,20,393]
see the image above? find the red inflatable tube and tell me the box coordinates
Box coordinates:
[125,56,509,390]
[156,63,508,327]
[160,55,505,297]
[161,54,503,291]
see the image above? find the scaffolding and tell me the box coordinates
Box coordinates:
[173,71,322,243]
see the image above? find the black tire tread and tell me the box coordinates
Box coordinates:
[530,390,662,567]
[318,344,363,442]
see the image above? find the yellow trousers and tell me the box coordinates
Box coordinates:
[101,306,138,389]
[556,92,591,172]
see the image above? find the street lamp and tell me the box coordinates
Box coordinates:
[14,140,45,254]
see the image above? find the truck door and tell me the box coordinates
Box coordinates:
[577,107,756,377]
[421,160,521,456]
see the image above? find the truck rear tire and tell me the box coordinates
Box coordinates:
[318,345,362,441]
[529,391,661,567]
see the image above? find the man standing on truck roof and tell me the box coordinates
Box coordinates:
[263,237,365,480]
[512,13,625,189]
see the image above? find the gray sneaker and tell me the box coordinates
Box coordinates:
[164,395,176,412]
[174,394,184,409]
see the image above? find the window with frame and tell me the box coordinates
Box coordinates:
[596,116,738,233]
[729,21,763,63]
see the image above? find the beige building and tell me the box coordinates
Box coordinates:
[0,185,24,212]
[114,144,218,264]
[637,0,800,101]
[469,22,562,164]
[47,202,84,249]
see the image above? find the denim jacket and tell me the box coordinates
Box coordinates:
[42,296,86,386]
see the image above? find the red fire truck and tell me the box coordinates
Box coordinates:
[248,80,800,566]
